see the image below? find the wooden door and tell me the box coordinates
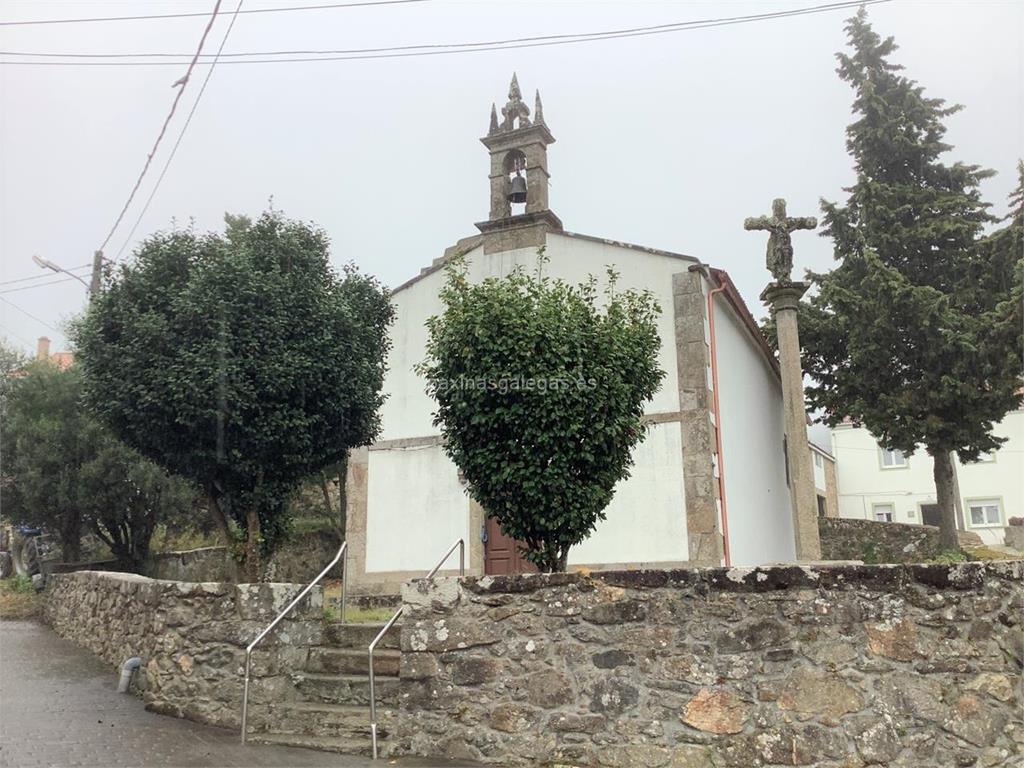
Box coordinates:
[484,517,537,575]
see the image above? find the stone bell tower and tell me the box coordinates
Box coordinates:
[476,73,563,254]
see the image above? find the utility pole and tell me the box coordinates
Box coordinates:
[89,250,104,299]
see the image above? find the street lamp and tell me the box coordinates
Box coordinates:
[32,254,91,292]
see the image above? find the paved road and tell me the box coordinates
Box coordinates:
[0,621,477,768]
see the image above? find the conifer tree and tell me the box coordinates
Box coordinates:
[801,10,1023,549]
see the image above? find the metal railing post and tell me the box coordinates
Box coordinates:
[340,545,348,624]
[239,541,346,744]
[368,538,464,759]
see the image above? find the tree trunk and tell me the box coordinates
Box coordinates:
[244,507,261,583]
[60,510,82,563]
[931,449,960,551]
[337,451,349,536]
[207,490,233,547]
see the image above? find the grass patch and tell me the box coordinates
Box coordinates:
[0,576,43,620]
[320,580,397,623]
[927,549,969,564]
[963,546,1020,562]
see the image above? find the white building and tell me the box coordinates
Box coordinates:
[830,407,1024,546]
[345,77,808,594]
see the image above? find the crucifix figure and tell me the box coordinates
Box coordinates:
[744,198,817,283]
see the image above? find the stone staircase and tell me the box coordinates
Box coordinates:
[248,620,401,755]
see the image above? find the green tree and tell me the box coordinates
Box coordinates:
[73,211,393,580]
[801,10,1023,549]
[2,363,193,569]
[418,254,664,572]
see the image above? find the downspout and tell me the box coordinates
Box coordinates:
[118,656,142,693]
[704,276,732,567]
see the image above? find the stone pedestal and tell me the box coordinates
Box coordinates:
[760,281,822,561]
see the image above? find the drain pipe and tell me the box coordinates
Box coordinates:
[118,657,142,693]
[691,265,732,567]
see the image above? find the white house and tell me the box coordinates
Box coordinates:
[344,77,807,594]
[810,442,839,519]
[830,407,1024,546]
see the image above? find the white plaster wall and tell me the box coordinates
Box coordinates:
[811,448,827,494]
[368,232,696,571]
[831,409,1024,546]
[364,445,469,573]
[711,291,796,565]
[378,233,691,442]
[568,420,688,565]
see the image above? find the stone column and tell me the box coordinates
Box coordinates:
[673,270,723,566]
[760,282,821,560]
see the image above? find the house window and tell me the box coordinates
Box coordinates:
[817,494,827,518]
[813,452,823,468]
[880,447,907,468]
[967,499,1002,528]
[873,503,894,522]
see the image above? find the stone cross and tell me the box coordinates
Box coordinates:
[744,198,817,283]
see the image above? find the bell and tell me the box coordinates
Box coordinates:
[508,174,527,204]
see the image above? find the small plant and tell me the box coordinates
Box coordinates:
[9,575,33,593]
[929,549,968,564]
[1008,517,1023,527]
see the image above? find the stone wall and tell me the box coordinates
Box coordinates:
[148,546,236,582]
[395,562,1023,767]
[819,518,983,564]
[44,571,322,728]
[145,531,343,585]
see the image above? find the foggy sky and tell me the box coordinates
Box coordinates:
[2,1,1021,403]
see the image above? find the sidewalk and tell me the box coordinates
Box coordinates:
[0,620,481,768]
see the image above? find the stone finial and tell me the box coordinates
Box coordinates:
[509,72,522,100]
[534,89,545,125]
[489,103,499,135]
[500,72,531,131]
[743,198,817,283]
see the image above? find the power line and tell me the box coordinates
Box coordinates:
[0,264,91,287]
[0,0,893,68]
[0,296,61,333]
[97,1,224,253]
[0,276,91,294]
[115,0,247,262]
[0,0,429,27]
[0,321,37,349]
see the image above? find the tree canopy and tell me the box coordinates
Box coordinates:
[800,9,1023,548]
[1,362,193,570]
[73,211,393,579]
[419,253,664,572]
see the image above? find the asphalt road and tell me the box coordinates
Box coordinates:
[0,620,481,768]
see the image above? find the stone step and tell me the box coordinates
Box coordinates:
[250,701,396,740]
[324,621,401,650]
[293,671,399,706]
[307,647,401,676]
[247,731,376,756]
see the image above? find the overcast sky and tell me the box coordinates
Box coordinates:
[2,0,1021,381]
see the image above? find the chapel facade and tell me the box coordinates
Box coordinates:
[344,76,797,595]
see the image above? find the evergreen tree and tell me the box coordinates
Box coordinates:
[801,10,1023,549]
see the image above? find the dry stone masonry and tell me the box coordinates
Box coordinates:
[818,518,984,564]
[44,571,324,728]
[394,562,1023,767]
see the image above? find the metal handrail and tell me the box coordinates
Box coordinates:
[368,538,464,759]
[240,541,347,743]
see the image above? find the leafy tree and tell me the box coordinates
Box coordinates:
[800,10,1023,549]
[73,211,393,580]
[1,363,193,569]
[418,253,664,572]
